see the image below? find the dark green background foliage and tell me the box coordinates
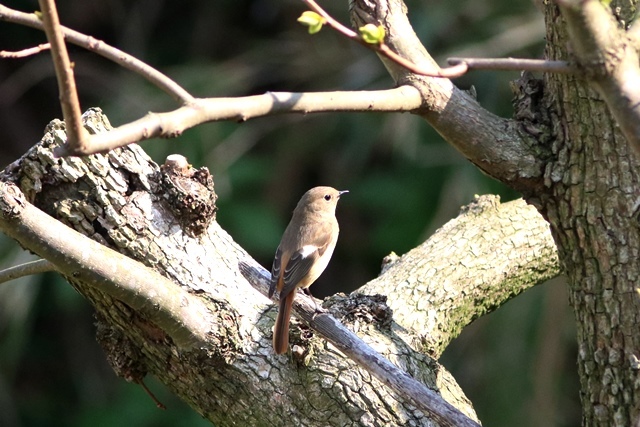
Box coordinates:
[0,0,579,425]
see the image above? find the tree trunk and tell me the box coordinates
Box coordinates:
[538,3,640,424]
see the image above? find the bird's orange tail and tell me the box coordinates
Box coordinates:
[273,291,295,354]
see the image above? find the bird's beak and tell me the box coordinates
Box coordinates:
[338,190,349,197]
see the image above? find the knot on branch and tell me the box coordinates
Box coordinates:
[510,71,554,146]
[157,154,217,237]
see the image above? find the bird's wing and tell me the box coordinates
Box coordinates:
[279,246,321,297]
[276,218,337,298]
[269,246,283,298]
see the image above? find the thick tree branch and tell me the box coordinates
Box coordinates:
[37,0,89,152]
[2,106,564,425]
[241,260,480,427]
[557,0,640,156]
[1,109,561,425]
[349,0,548,194]
[361,195,561,357]
[2,109,484,426]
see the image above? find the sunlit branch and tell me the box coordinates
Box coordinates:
[55,87,424,156]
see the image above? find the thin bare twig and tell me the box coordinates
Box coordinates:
[448,57,574,74]
[137,380,166,410]
[37,0,88,152]
[0,259,55,284]
[303,0,455,77]
[0,43,50,58]
[0,4,194,105]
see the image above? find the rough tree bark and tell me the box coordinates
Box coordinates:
[539,3,640,425]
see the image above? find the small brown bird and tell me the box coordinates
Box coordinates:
[269,186,348,354]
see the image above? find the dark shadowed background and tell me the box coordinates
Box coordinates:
[0,0,579,425]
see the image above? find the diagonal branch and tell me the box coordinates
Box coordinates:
[241,260,480,427]
[360,195,561,357]
[350,0,547,194]
[303,0,466,77]
[0,4,194,105]
[0,42,50,58]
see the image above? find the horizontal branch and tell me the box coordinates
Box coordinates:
[0,5,425,157]
[447,57,573,74]
[56,87,423,156]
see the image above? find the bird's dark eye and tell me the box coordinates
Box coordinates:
[324,194,331,201]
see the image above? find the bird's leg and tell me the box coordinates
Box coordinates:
[300,287,322,315]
